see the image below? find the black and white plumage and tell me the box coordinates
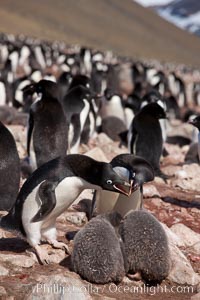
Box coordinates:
[92,154,154,217]
[128,102,168,179]
[188,115,200,162]
[26,80,68,169]
[71,212,125,284]
[0,121,20,211]
[0,154,130,264]
[119,210,171,284]
[62,85,94,153]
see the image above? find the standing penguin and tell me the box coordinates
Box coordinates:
[71,212,125,284]
[0,154,130,264]
[100,88,125,122]
[62,85,93,153]
[119,210,171,284]
[0,122,20,211]
[128,102,168,179]
[188,115,200,162]
[92,154,154,218]
[26,80,68,169]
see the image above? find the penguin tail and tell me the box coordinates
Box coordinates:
[0,213,18,232]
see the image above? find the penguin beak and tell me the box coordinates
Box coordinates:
[129,179,140,195]
[113,181,131,196]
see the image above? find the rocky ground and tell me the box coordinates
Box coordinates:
[0,124,200,300]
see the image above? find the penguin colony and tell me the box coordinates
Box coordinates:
[0,32,199,285]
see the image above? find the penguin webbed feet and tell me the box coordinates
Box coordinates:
[34,245,51,265]
[48,240,71,254]
[154,169,171,183]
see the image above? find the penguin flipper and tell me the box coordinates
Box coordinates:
[129,126,138,154]
[31,180,58,222]
[27,109,34,156]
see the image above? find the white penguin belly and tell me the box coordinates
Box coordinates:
[113,189,141,217]
[96,190,119,214]
[22,177,97,228]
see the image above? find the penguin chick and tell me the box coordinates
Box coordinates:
[71,211,125,284]
[0,121,20,211]
[26,80,68,169]
[0,154,130,264]
[128,102,168,180]
[188,115,200,162]
[119,210,171,284]
[92,154,154,217]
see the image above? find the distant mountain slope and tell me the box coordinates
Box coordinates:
[0,0,200,67]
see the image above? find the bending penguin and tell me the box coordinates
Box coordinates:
[0,121,20,211]
[0,154,130,264]
[26,80,68,169]
[71,212,125,284]
[92,154,154,218]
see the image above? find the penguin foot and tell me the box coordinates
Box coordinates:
[48,240,70,254]
[127,271,142,281]
[34,245,50,265]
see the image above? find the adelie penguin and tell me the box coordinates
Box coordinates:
[71,212,125,284]
[92,154,154,218]
[0,121,20,211]
[188,115,200,163]
[0,154,131,264]
[119,210,171,284]
[62,85,95,153]
[128,102,168,180]
[26,80,68,169]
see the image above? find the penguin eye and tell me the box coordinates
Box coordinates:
[106,179,113,185]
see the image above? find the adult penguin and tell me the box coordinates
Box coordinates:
[26,80,68,169]
[0,154,131,264]
[92,154,154,218]
[128,102,168,180]
[188,115,200,162]
[62,85,94,153]
[0,121,20,211]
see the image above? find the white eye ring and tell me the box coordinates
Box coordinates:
[106,179,113,185]
[132,172,136,178]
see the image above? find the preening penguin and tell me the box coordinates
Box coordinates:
[119,210,171,284]
[0,154,130,264]
[92,154,154,217]
[0,121,20,211]
[128,102,168,179]
[71,212,125,284]
[26,80,68,169]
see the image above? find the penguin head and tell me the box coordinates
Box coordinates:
[23,80,59,100]
[141,102,166,119]
[111,154,154,194]
[104,88,115,100]
[68,74,91,91]
[69,85,96,102]
[142,90,167,112]
[100,163,132,196]
[188,115,200,130]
